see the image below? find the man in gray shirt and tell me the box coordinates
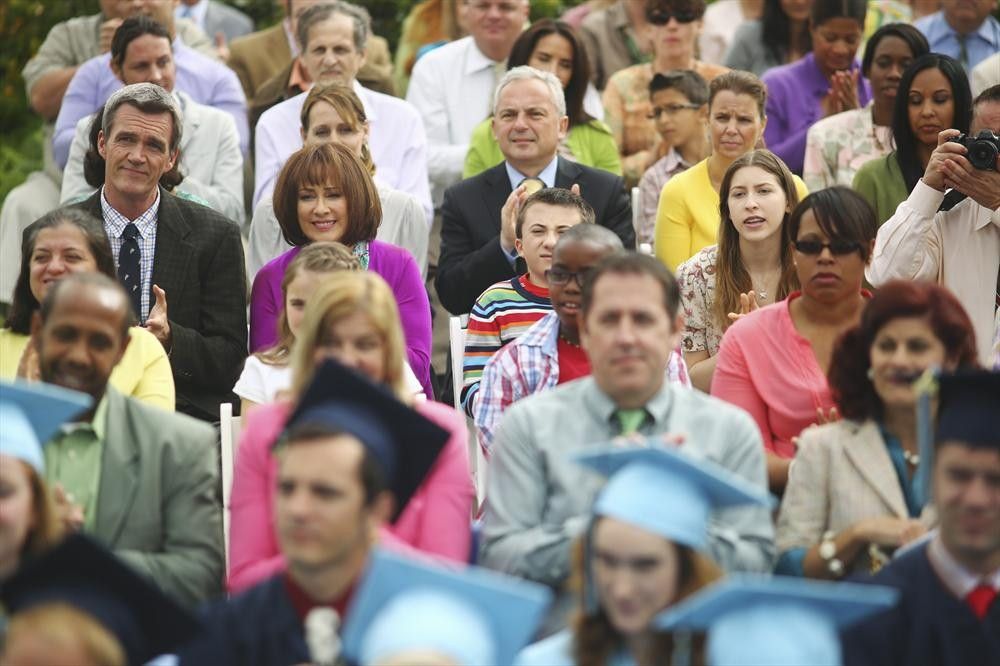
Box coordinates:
[480,253,774,597]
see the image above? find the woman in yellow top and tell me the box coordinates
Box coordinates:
[654,70,809,270]
[0,209,174,410]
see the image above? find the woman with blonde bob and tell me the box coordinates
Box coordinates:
[676,149,800,392]
[228,272,474,593]
[249,142,433,397]
[247,83,428,279]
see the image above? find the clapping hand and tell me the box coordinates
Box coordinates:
[54,484,85,533]
[727,291,761,322]
[145,284,172,350]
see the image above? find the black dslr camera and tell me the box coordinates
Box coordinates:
[949,130,1000,171]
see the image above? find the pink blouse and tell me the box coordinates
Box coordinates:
[227,399,475,593]
[711,292,836,459]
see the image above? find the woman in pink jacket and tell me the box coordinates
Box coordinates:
[228,271,474,593]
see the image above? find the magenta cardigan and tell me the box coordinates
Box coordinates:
[249,240,433,397]
[711,292,837,459]
[227,399,475,593]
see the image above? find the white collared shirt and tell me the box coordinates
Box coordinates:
[867,179,1000,365]
[927,535,1000,600]
[175,0,208,29]
[100,187,160,322]
[253,80,432,223]
[406,36,504,205]
[504,155,559,190]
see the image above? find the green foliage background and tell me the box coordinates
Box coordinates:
[0,0,580,204]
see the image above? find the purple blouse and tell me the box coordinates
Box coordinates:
[762,52,872,175]
[249,240,433,397]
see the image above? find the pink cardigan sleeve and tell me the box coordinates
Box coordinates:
[390,400,475,561]
[711,321,777,454]
[227,402,289,593]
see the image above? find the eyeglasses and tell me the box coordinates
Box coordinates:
[648,103,701,118]
[647,9,702,25]
[793,239,863,256]
[546,267,594,287]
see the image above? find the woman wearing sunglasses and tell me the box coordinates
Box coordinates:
[712,187,877,493]
[775,280,978,580]
[602,0,728,186]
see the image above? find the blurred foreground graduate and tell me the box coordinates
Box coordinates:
[0,380,91,584]
[0,533,201,666]
[177,359,450,665]
[339,548,552,666]
[517,444,773,666]
[657,576,898,665]
[843,370,1000,666]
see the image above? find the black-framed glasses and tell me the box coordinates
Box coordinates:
[647,9,702,25]
[793,239,863,256]
[647,103,701,119]
[546,267,594,287]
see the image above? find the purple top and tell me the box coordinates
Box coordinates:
[762,52,872,175]
[53,38,248,168]
[249,240,433,397]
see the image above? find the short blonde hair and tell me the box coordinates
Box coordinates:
[4,603,125,666]
[290,271,409,400]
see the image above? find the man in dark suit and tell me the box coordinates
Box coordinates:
[435,66,635,315]
[31,272,223,607]
[71,82,247,422]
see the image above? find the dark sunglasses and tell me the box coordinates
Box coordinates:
[546,267,594,287]
[647,9,701,25]
[793,239,863,256]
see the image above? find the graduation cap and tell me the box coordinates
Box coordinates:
[0,379,92,473]
[574,444,775,550]
[341,548,553,666]
[656,575,900,666]
[281,358,450,521]
[935,369,1000,447]
[0,533,202,665]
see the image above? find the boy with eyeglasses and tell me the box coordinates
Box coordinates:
[460,188,595,416]
[637,70,710,245]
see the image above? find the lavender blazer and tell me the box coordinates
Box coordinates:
[762,52,872,174]
[249,240,432,397]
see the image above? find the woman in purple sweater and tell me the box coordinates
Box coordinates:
[250,143,432,397]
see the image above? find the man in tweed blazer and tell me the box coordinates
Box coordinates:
[70,83,247,422]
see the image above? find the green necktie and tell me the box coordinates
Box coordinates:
[615,408,647,436]
[957,34,969,70]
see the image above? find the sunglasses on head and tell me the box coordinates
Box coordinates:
[793,239,863,256]
[647,9,701,24]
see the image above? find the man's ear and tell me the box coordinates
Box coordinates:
[165,148,180,174]
[557,114,569,139]
[369,490,395,525]
[97,129,108,159]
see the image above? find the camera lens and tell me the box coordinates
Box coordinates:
[968,141,998,171]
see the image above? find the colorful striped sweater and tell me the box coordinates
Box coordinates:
[460,274,551,416]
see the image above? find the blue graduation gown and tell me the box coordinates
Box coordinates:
[178,575,310,665]
[843,544,1000,666]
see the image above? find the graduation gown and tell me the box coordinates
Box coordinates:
[844,544,1000,666]
[178,575,310,665]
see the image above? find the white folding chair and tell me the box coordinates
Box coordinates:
[631,186,641,238]
[219,403,242,575]
[448,315,469,410]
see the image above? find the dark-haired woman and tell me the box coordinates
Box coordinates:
[724,0,812,76]
[712,187,877,492]
[762,0,872,174]
[776,280,979,578]
[464,19,619,179]
[604,0,729,185]
[852,53,973,225]
[0,209,174,410]
[803,23,929,189]
[248,143,432,397]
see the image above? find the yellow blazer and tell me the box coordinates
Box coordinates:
[776,419,936,575]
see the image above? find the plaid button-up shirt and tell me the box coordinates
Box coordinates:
[101,187,159,322]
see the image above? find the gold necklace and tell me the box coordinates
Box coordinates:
[559,331,581,348]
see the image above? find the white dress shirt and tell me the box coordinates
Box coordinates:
[406,36,502,205]
[927,535,1000,599]
[252,80,432,222]
[866,179,1000,365]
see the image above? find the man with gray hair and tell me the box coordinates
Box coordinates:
[251,2,431,220]
[68,82,248,423]
[436,66,634,315]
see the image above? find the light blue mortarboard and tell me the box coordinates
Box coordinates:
[0,380,92,473]
[341,549,553,666]
[656,575,900,665]
[574,444,775,550]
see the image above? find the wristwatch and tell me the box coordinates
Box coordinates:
[819,530,844,577]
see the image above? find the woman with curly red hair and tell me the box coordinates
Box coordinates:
[775,280,979,579]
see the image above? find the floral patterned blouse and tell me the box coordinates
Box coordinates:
[676,244,725,357]
[802,103,893,191]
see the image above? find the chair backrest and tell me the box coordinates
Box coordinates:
[448,315,468,410]
[631,185,640,237]
[219,402,242,574]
